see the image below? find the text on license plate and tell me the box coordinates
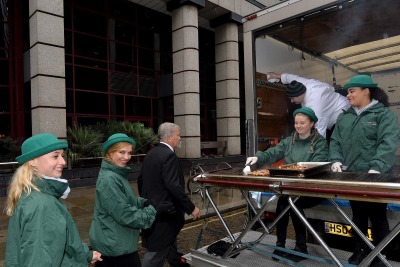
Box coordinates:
[324,222,373,241]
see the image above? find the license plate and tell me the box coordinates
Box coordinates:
[324,222,373,241]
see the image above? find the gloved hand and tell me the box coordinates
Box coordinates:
[155,201,176,215]
[331,162,342,172]
[245,157,258,166]
[243,165,251,175]
[368,169,380,174]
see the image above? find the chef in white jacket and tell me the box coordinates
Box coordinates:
[268,72,350,139]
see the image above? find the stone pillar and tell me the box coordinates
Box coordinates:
[29,0,66,138]
[211,13,242,155]
[167,0,205,158]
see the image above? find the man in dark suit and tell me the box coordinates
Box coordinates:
[138,122,200,267]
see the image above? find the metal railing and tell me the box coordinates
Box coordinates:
[0,154,147,170]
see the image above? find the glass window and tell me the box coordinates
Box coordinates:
[75,66,108,92]
[139,76,157,97]
[74,33,107,60]
[64,5,72,30]
[109,41,137,66]
[138,48,157,70]
[109,63,138,74]
[65,31,72,54]
[0,115,11,136]
[0,22,8,58]
[0,60,9,85]
[125,96,151,116]
[109,72,138,95]
[65,64,73,88]
[77,117,108,126]
[152,99,158,115]
[74,0,105,12]
[110,94,124,116]
[0,87,10,112]
[109,1,136,21]
[66,90,73,113]
[110,19,136,43]
[75,91,108,114]
[73,9,106,37]
[75,57,107,69]
[65,54,72,64]
[138,29,155,49]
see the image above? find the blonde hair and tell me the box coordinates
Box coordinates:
[104,142,134,163]
[5,164,40,216]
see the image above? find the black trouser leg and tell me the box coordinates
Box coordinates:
[275,196,289,246]
[350,200,372,251]
[290,197,324,249]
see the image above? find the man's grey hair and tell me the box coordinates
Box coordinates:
[158,122,179,141]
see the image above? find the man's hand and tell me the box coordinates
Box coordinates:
[246,157,258,166]
[331,162,342,172]
[191,207,200,220]
[266,72,281,82]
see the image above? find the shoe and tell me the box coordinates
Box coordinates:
[285,246,308,263]
[348,249,367,265]
[272,246,288,261]
[370,257,386,267]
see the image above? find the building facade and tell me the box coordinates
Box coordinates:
[0,0,270,158]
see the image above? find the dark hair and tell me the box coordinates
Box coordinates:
[367,87,389,107]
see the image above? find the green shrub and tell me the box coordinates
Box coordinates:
[0,137,22,162]
[66,121,158,167]
[67,125,104,166]
[99,121,158,154]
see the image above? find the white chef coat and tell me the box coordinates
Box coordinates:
[281,73,350,138]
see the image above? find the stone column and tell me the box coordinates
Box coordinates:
[167,0,205,158]
[29,0,66,138]
[212,13,242,155]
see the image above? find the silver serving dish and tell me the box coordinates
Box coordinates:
[268,162,332,178]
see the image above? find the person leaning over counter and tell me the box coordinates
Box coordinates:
[267,72,350,139]
[329,75,400,267]
[89,133,157,267]
[5,133,102,266]
[244,107,328,262]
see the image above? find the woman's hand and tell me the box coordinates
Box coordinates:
[91,251,103,264]
[246,157,258,166]
[331,162,342,172]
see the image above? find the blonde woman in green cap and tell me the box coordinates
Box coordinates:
[244,107,328,262]
[89,133,158,267]
[5,133,103,266]
[330,75,400,267]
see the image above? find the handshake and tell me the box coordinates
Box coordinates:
[243,157,258,175]
[143,199,176,215]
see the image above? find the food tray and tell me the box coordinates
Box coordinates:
[268,162,332,178]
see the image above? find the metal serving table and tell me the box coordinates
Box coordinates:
[194,169,400,267]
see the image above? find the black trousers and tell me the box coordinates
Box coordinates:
[275,196,324,249]
[95,251,141,267]
[350,200,389,252]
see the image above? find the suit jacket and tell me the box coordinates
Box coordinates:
[137,143,195,251]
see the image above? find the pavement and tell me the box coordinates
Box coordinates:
[0,177,247,266]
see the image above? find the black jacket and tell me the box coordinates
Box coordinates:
[138,143,195,251]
